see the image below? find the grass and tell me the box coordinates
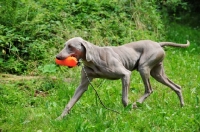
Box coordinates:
[0,23,200,132]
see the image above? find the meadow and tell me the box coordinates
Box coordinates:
[0,23,200,132]
[0,1,200,132]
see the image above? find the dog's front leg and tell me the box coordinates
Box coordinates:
[121,70,131,107]
[56,74,92,120]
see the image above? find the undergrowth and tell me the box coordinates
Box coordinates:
[0,0,199,131]
[0,0,163,74]
[0,20,200,132]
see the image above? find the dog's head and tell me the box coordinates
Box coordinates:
[56,37,93,63]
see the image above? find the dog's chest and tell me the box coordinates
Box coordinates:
[85,65,120,80]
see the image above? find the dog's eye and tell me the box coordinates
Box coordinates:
[68,45,72,49]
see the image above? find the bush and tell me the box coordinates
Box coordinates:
[0,0,165,74]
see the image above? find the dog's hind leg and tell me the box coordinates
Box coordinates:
[150,63,184,107]
[133,67,153,108]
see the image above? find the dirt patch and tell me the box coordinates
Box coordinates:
[0,74,41,81]
[0,73,72,82]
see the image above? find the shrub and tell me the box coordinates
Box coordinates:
[0,0,165,74]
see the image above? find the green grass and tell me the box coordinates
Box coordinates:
[0,24,200,132]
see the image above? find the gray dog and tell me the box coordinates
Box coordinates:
[56,37,189,119]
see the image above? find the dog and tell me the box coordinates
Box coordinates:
[56,37,189,119]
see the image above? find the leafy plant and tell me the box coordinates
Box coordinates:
[38,64,57,74]
[0,0,166,74]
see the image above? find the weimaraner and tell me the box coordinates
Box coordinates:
[56,37,190,119]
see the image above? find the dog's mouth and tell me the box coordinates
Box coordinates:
[56,54,81,68]
[68,54,81,68]
[70,54,76,58]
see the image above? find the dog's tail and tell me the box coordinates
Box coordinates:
[159,40,190,48]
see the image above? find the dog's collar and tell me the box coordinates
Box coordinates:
[77,58,83,66]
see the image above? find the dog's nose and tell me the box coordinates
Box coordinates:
[56,55,62,60]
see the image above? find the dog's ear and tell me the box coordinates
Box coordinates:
[80,40,94,62]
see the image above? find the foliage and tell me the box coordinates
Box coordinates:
[157,0,188,18]
[0,0,200,131]
[0,27,199,130]
[157,0,200,30]
[0,0,165,74]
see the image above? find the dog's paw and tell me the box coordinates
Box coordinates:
[132,102,143,109]
[55,116,63,121]
[132,102,138,109]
